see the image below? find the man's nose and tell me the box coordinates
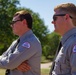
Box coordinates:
[51,20,54,24]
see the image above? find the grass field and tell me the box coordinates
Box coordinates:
[0,69,50,75]
[0,69,5,75]
[41,68,50,75]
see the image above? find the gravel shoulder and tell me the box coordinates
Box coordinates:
[41,62,52,69]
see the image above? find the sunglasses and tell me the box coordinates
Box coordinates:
[11,20,22,26]
[53,14,72,21]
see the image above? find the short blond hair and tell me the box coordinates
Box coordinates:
[54,3,76,26]
[14,10,28,16]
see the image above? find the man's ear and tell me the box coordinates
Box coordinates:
[22,19,27,25]
[65,14,70,20]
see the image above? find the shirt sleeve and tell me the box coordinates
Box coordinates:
[0,40,40,69]
[0,41,17,69]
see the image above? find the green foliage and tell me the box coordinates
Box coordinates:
[42,32,61,59]
[0,0,20,54]
[41,55,51,63]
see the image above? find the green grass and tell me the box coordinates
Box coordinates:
[0,69,5,75]
[41,68,50,75]
[0,69,50,75]
[41,55,51,63]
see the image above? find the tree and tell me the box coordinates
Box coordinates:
[0,0,20,54]
[43,32,61,59]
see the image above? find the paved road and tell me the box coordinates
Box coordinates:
[41,62,52,69]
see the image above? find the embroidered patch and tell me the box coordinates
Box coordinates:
[73,45,76,52]
[22,42,30,48]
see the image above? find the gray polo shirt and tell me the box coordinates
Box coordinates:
[0,30,42,75]
[52,28,76,75]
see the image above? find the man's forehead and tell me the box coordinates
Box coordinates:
[12,15,20,21]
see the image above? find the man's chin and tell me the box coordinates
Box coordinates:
[54,30,59,34]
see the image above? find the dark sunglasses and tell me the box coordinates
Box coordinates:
[11,20,22,26]
[53,14,72,21]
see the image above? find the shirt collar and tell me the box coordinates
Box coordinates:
[19,30,33,42]
[61,28,76,45]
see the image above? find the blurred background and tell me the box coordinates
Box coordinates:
[0,0,76,75]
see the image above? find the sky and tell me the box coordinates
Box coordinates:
[19,0,76,33]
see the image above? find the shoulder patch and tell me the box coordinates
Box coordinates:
[22,42,30,48]
[73,45,76,53]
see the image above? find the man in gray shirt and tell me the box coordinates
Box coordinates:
[0,10,42,75]
[50,3,76,75]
